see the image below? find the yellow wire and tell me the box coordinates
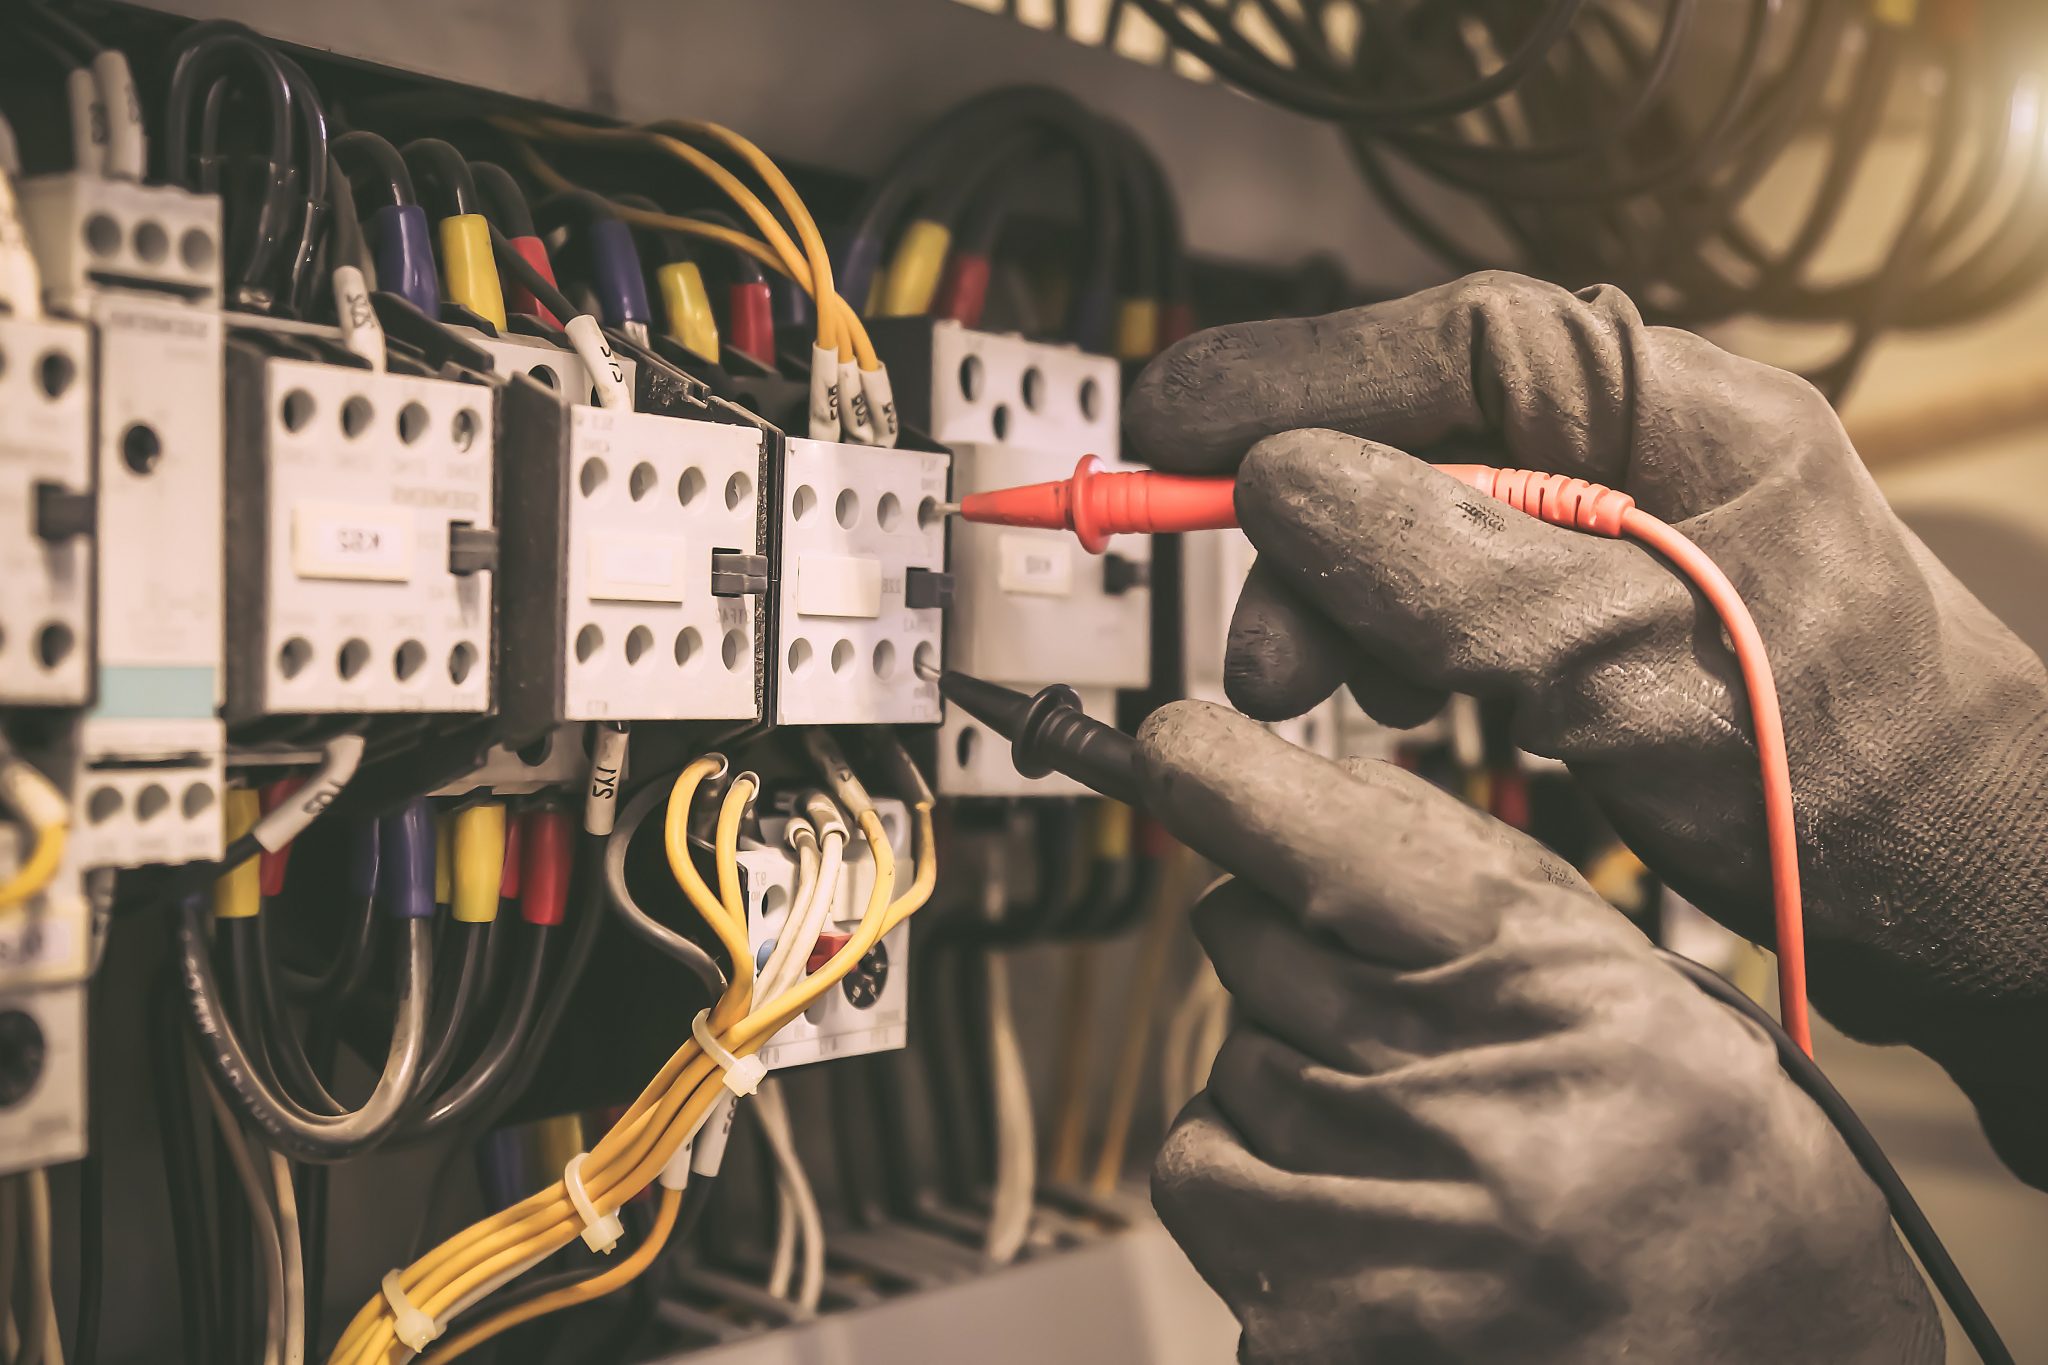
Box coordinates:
[0,756,69,913]
[423,1186,682,1363]
[331,777,933,1365]
[500,118,846,361]
[505,133,879,371]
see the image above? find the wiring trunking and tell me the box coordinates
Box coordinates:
[221,350,497,718]
[739,797,914,1069]
[872,322,1144,794]
[773,438,949,726]
[20,175,228,868]
[495,377,771,733]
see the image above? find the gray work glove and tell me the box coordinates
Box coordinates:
[1125,272,2048,1187]
[1139,701,1943,1365]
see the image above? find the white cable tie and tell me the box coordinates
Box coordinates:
[561,1151,624,1254]
[379,1271,441,1352]
[691,1009,766,1096]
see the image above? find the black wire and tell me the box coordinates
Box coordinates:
[147,965,220,1365]
[399,919,551,1137]
[470,159,538,236]
[1657,951,2014,1365]
[333,129,416,208]
[485,218,580,326]
[684,206,767,284]
[413,919,491,1100]
[401,137,480,219]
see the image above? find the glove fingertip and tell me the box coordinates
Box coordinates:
[1225,560,1350,721]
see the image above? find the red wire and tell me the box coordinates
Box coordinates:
[1621,510,1810,1055]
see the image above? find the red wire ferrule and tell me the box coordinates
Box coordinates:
[258,778,304,897]
[727,282,775,366]
[498,812,525,901]
[519,808,572,926]
[502,235,561,329]
[937,252,992,328]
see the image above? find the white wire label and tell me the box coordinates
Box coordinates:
[566,316,632,411]
[808,345,839,440]
[585,724,628,835]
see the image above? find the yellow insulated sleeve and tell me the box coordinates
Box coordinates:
[1116,298,1159,363]
[657,261,721,364]
[878,219,951,318]
[215,790,263,919]
[452,803,508,923]
[1092,800,1133,861]
[438,212,508,330]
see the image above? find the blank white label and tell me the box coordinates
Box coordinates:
[997,533,1074,598]
[794,554,883,619]
[292,503,414,581]
[589,534,686,603]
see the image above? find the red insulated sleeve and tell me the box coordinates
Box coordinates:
[258,778,304,897]
[503,235,562,328]
[936,252,992,328]
[520,808,572,926]
[727,282,776,366]
[957,456,1239,553]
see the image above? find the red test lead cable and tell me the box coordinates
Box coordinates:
[955,458,1812,1055]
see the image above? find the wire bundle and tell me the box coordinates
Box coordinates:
[325,735,936,1364]
[1118,0,2047,397]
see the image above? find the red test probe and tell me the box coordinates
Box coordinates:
[951,456,1812,1056]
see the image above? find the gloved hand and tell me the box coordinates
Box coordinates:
[1125,272,2048,1186]
[1139,701,1943,1365]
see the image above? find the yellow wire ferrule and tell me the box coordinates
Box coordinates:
[1116,298,1160,363]
[879,219,952,318]
[1092,801,1134,861]
[452,803,508,923]
[215,790,263,920]
[437,213,508,331]
[656,261,721,363]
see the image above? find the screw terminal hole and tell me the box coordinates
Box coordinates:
[281,389,316,432]
[341,397,374,439]
[1021,366,1044,411]
[135,784,170,822]
[397,402,429,444]
[528,364,560,390]
[677,467,706,505]
[34,624,73,670]
[180,227,216,272]
[1079,377,1102,422]
[830,639,854,673]
[279,637,313,679]
[725,471,753,510]
[133,220,169,264]
[452,409,481,452]
[787,638,812,673]
[991,403,1011,440]
[86,788,122,824]
[394,640,426,681]
[120,423,162,475]
[449,642,478,684]
[958,354,984,401]
[954,728,977,768]
[877,493,904,531]
[575,625,604,663]
[578,458,607,498]
[834,489,860,528]
[182,783,215,819]
[675,627,701,665]
[83,214,120,258]
[791,484,817,521]
[625,625,654,664]
[872,640,896,678]
[917,497,940,530]
[35,351,74,400]
[721,630,744,670]
[337,639,371,680]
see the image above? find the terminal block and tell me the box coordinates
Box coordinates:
[222,348,497,719]
[496,378,770,735]
[736,798,912,1070]
[0,315,94,707]
[871,317,1120,452]
[774,439,948,726]
[18,174,221,314]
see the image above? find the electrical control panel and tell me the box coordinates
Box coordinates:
[0,314,94,708]
[773,439,948,726]
[0,982,86,1178]
[738,798,912,1070]
[496,378,770,735]
[940,444,1151,797]
[221,350,496,719]
[18,173,221,315]
[75,294,225,868]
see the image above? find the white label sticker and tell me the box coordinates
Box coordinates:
[588,534,686,603]
[292,503,414,582]
[997,533,1075,598]
[793,554,884,619]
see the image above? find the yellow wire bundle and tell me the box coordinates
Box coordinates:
[327,752,936,1364]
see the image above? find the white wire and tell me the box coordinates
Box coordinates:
[18,1168,60,1365]
[270,1151,306,1365]
[757,829,827,1002]
[90,51,146,179]
[984,949,1037,1265]
[752,1079,825,1314]
[761,830,845,1003]
[204,1079,286,1365]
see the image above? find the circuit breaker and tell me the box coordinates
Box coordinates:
[0,314,94,708]
[736,797,912,1070]
[872,321,1140,791]
[22,176,228,868]
[495,378,771,735]
[0,982,86,1178]
[773,439,948,727]
[221,350,497,719]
